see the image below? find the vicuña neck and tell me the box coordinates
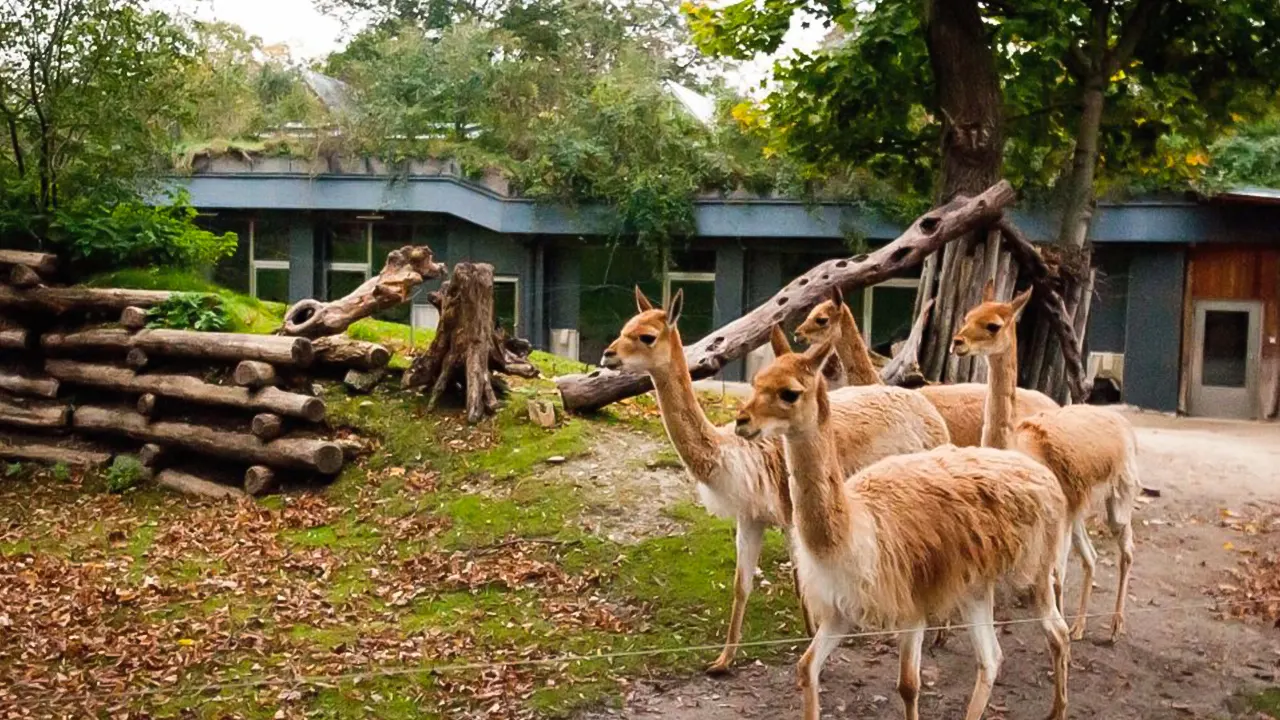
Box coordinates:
[982,342,1019,450]
[838,305,882,386]
[782,396,851,555]
[647,329,723,480]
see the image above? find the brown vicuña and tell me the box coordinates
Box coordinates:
[794,285,1059,445]
[735,340,1071,720]
[954,280,1139,641]
[601,287,950,675]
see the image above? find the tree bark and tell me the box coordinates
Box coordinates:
[0,368,58,398]
[136,393,158,419]
[9,264,42,288]
[404,262,505,423]
[556,182,1016,411]
[0,285,172,315]
[73,405,344,474]
[153,469,246,500]
[0,327,29,351]
[0,397,70,429]
[119,306,148,331]
[44,359,326,421]
[0,436,111,467]
[243,466,278,496]
[251,413,284,441]
[0,250,58,276]
[1056,84,1106,250]
[126,348,150,370]
[139,443,167,469]
[879,299,934,387]
[233,360,278,388]
[42,328,315,367]
[312,336,391,370]
[281,245,445,338]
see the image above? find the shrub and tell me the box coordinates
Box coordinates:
[105,456,146,493]
[145,292,231,331]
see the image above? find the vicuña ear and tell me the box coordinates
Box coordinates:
[800,338,836,376]
[830,285,845,308]
[982,279,996,303]
[769,324,792,356]
[634,286,654,312]
[1011,287,1033,319]
[666,288,684,326]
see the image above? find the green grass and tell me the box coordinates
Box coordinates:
[1251,689,1280,717]
[85,268,284,334]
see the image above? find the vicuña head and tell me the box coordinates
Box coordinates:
[735,340,834,441]
[794,287,847,346]
[951,280,1032,358]
[601,286,684,373]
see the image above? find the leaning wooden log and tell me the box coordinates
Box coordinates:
[136,393,159,419]
[251,413,283,441]
[119,306,149,331]
[233,360,277,388]
[0,397,70,429]
[312,336,391,370]
[9,264,42,288]
[73,405,344,474]
[243,466,278,496]
[0,250,58,276]
[0,368,59,398]
[153,468,246,500]
[44,359,326,421]
[139,443,167,469]
[0,436,111,467]
[281,245,445,338]
[0,327,28,351]
[403,263,501,423]
[879,299,934,388]
[0,285,172,315]
[556,181,1017,411]
[42,328,315,367]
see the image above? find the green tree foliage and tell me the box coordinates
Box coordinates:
[1203,119,1280,192]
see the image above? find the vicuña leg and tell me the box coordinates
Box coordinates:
[708,520,765,675]
[898,621,926,720]
[1054,530,1072,615]
[797,616,847,720]
[961,585,1002,720]
[1033,568,1071,720]
[1107,487,1136,641]
[1069,515,1098,640]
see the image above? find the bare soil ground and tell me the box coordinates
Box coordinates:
[575,410,1280,720]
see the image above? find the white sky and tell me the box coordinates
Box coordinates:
[154,0,825,95]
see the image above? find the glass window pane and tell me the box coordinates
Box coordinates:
[669,280,715,344]
[868,285,918,354]
[1202,310,1249,387]
[254,218,292,261]
[255,268,290,303]
[495,280,518,333]
[327,270,367,301]
[670,249,716,273]
[325,222,369,264]
[202,217,251,294]
[372,222,415,271]
[577,245,662,364]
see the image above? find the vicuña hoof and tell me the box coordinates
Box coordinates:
[1068,620,1087,641]
[705,659,733,677]
[1109,616,1126,642]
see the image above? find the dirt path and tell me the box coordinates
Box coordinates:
[575,412,1280,719]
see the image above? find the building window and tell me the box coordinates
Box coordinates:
[495,275,519,333]
[863,278,919,354]
[251,219,291,304]
[324,221,372,303]
[664,249,716,344]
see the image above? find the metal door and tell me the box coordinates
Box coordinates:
[1189,300,1262,419]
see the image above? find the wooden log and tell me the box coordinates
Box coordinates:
[556,181,1017,412]
[251,413,283,441]
[136,393,158,419]
[0,285,172,315]
[334,437,367,461]
[139,443,167,469]
[0,438,111,467]
[126,348,150,370]
[72,406,344,474]
[281,245,445,338]
[313,336,391,370]
[0,327,28,351]
[0,397,70,429]
[119,306,149,331]
[879,299,934,388]
[9,264,42,288]
[0,250,58,276]
[0,369,58,398]
[233,360,277,388]
[243,465,278,496]
[153,469,246,500]
[42,328,314,367]
[44,359,325,421]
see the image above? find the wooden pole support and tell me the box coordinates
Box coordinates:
[136,393,158,419]
[126,348,149,370]
[0,250,58,276]
[243,465,278,496]
[139,443,167,469]
[154,469,246,500]
[0,369,59,398]
[250,413,283,441]
[9,265,42,288]
[233,360,277,388]
[119,306,149,331]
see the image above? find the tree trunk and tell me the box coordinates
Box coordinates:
[403,262,502,423]
[0,285,172,315]
[0,250,58,276]
[556,182,1016,411]
[0,368,58,398]
[244,466,278,496]
[42,328,315,367]
[0,397,70,429]
[251,413,284,441]
[0,435,111,467]
[233,360,277,388]
[44,359,326,421]
[153,469,246,500]
[280,245,445,338]
[73,405,344,474]
[312,336,391,370]
[1056,86,1106,250]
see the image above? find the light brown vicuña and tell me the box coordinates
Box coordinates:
[794,285,1058,445]
[954,280,1139,641]
[601,287,949,674]
[735,340,1071,720]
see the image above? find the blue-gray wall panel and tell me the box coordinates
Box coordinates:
[287,220,315,302]
[1086,247,1130,354]
[1123,248,1186,411]
[713,245,746,380]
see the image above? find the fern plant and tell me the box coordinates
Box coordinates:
[146,292,230,332]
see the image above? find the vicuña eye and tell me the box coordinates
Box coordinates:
[814,317,828,326]
[985,323,1002,333]
[638,334,657,345]
[778,389,800,403]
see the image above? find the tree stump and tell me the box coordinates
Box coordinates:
[403,263,535,423]
[280,245,445,338]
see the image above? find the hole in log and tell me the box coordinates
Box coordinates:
[836,260,848,268]
[776,297,788,306]
[920,217,940,233]
[890,247,911,263]
[773,312,783,322]
[821,274,829,280]
[707,337,724,351]
[291,305,316,324]
[851,254,868,262]
[588,370,601,378]
[798,278,809,286]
